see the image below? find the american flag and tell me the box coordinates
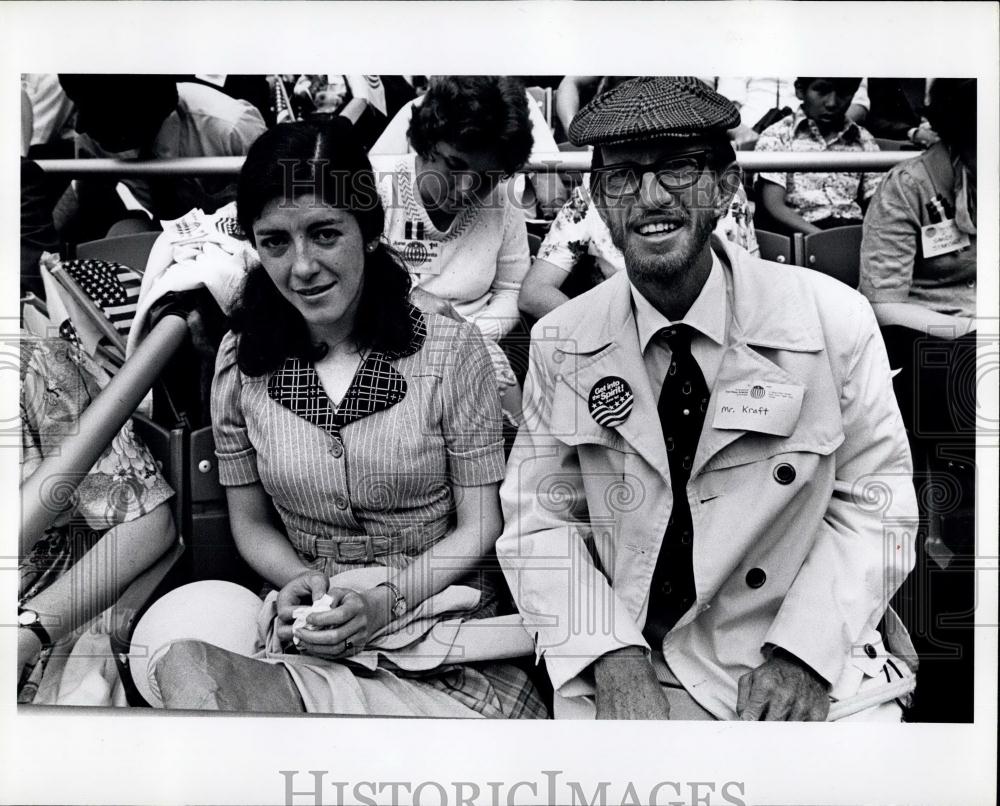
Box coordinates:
[60,259,142,338]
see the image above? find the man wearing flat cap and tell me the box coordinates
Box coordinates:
[497,77,918,720]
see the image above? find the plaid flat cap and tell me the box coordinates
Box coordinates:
[569,76,740,146]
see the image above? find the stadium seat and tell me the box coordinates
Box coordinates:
[75,232,162,275]
[798,225,863,288]
[754,229,794,264]
[185,425,258,588]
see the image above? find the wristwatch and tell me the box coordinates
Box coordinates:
[376,581,407,620]
[18,608,53,651]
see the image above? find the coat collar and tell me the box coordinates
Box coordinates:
[560,236,824,355]
[551,237,826,477]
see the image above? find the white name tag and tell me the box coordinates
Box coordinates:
[921,220,971,259]
[391,238,442,274]
[712,381,804,436]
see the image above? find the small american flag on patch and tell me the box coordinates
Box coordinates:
[60,259,142,338]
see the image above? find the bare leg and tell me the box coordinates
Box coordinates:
[154,640,304,713]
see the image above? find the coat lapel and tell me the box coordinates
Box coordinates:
[559,273,668,479]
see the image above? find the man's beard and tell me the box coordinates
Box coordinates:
[608,208,717,283]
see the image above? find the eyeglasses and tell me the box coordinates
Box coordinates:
[590,150,710,199]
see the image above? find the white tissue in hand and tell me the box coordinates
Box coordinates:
[291,593,334,633]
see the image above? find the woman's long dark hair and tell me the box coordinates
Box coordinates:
[230,118,414,376]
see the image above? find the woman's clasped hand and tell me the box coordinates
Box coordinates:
[275,571,392,659]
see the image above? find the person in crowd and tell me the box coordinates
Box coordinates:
[55,74,267,242]
[19,334,175,702]
[138,119,546,718]
[286,75,416,150]
[859,78,977,722]
[22,73,76,159]
[371,75,567,219]
[717,76,869,149]
[370,75,535,416]
[864,78,938,148]
[754,77,882,235]
[497,77,917,721]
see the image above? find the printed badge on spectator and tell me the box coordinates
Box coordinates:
[392,220,442,274]
[921,221,971,259]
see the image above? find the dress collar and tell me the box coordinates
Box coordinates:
[791,106,861,145]
[266,306,426,438]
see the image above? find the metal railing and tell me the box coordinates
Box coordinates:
[35,150,920,178]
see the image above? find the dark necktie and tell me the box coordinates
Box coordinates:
[643,324,711,646]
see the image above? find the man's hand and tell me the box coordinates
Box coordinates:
[737,648,831,721]
[593,647,672,720]
[911,126,940,148]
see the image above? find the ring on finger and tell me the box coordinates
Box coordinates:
[344,639,354,653]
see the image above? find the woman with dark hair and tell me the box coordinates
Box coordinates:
[369,76,535,418]
[859,78,977,722]
[137,118,546,718]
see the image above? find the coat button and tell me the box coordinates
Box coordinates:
[661,581,673,595]
[773,463,796,484]
[334,496,349,510]
[864,643,877,659]
[745,568,766,588]
[329,441,344,459]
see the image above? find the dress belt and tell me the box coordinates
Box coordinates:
[288,530,427,563]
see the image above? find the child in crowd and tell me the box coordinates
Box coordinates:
[754,77,881,235]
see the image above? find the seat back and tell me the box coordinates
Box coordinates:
[754,229,794,264]
[799,225,863,288]
[75,232,161,275]
[186,425,258,587]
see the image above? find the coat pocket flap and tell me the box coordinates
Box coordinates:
[700,429,845,475]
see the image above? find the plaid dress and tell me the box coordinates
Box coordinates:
[212,308,546,718]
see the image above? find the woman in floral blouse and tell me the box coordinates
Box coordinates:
[18,333,175,701]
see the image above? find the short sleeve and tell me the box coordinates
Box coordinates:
[753,123,788,189]
[211,330,260,486]
[859,166,920,304]
[536,186,594,273]
[859,129,884,200]
[438,321,507,487]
